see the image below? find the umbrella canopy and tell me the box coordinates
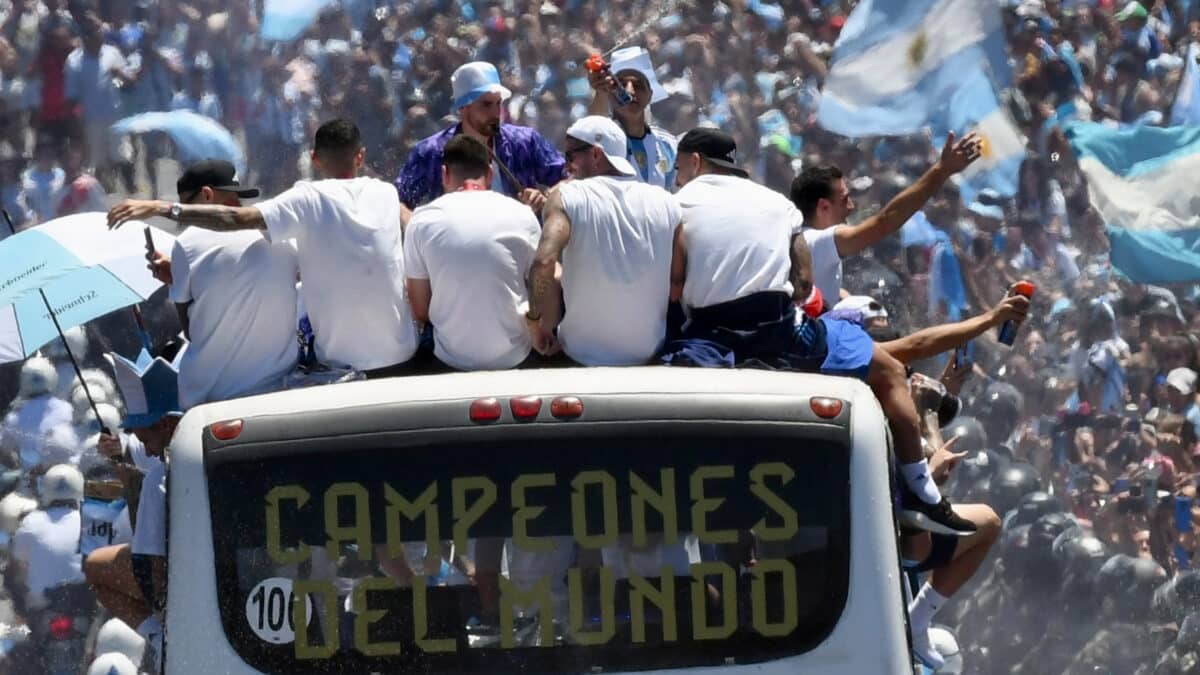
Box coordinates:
[110,110,246,177]
[0,213,174,363]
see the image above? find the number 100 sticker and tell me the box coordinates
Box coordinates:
[245,578,314,644]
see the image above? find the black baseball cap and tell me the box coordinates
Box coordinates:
[677,127,748,177]
[176,159,260,199]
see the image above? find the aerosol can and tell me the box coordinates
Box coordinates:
[998,280,1036,346]
[585,54,634,106]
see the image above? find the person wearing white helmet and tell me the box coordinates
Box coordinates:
[94,617,145,667]
[71,383,113,425]
[396,61,566,212]
[86,652,139,675]
[0,356,73,472]
[39,423,83,468]
[10,464,85,614]
[587,46,678,191]
[42,326,89,400]
[0,492,37,538]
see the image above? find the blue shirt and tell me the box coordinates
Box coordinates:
[395,123,566,209]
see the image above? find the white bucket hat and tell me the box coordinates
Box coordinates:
[565,116,638,176]
[608,47,669,104]
[451,61,513,110]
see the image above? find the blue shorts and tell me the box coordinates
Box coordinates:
[661,292,875,380]
[812,315,875,380]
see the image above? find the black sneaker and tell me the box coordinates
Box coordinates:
[900,491,977,536]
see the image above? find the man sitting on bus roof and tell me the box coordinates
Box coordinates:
[527,116,682,367]
[665,128,975,537]
[108,119,419,379]
[144,159,298,408]
[404,135,542,371]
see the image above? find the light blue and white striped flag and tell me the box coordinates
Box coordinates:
[817,0,1009,137]
[1171,42,1200,127]
[930,68,1026,204]
[1064,120,1200,283]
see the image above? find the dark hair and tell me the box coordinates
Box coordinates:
[442,135,491,179]
[790,165,844,219]
[313,119,362,160]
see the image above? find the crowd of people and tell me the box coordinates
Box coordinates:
[0,0,1196,674]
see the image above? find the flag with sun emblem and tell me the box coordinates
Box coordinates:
[817,0,1009,137]
[929,68,1026,204]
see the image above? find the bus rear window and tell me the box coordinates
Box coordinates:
[207,430,850,673]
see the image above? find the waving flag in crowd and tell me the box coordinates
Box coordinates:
[817,0,1009,137]
[1064,120,1200,284]
[1170,42,1200,127]
[929,68,1025,204]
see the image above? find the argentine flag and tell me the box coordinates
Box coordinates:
[1064,121,1200,284]
[1171,42,1200,127]
[818,0,1009,138]
[930,69,1026,204]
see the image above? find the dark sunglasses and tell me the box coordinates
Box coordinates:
[564,144,593,159]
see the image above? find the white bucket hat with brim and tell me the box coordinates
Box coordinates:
[609,47,669,105]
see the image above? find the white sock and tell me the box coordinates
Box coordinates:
[908,582,949,633]
[136,614,162,639]
[900,459,941,505]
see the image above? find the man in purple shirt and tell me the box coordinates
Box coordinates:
[395,62,565,212]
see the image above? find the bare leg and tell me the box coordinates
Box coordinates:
[866,344,924,465]
[929,504,1001,595]
[83,544,152,628]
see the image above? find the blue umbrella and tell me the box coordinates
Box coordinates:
[110,110,246,177]
[0,211,175,429]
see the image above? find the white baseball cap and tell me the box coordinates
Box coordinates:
[1167,367,1198,395]
[451,62,512,110]
[832,295,889,322]
[566,116,637,176]
[608,46,668,105]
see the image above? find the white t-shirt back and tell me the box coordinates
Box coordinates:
[802,225,845,303]
[12,506,84,609]
[557,176,680,366]
[676,174,802,308]
[170,228,299,409]
[131,460,166,557]
[257,177,418,370]
[404,190,540,370]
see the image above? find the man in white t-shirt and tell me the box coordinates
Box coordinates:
[144,160,298,409]
[86,349,182,670]
[528,116,682,366]
[790,132,983,305]
[668,128,975,537]
[11,464,85,613]
[108,119,418,376]
[404,135,540,371]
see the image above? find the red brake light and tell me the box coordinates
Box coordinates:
[469,398,503,423]
[48,616,72,640]
[510,396,542,420]
[810,397,844,419]
[550,396,583,419]
[211,419,243,441]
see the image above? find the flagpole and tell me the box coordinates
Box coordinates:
[1,209,110,435]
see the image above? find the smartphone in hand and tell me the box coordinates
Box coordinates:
[143,226,155,261]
